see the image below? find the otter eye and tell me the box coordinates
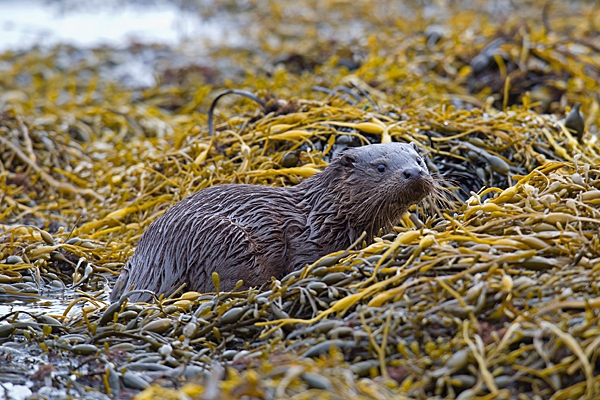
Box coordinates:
[377,164,386,173]
[416,157,422,164]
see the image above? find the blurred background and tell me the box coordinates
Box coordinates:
[1,0,596,103]
[4,0,591,92]
[0,0,596,99]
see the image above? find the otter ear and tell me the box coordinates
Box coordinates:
[339,150,358,167]
[410,142,421,154]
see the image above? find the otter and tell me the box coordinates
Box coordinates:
[110,142,434,302]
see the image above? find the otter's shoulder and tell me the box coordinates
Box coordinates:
[182,183,286,202]
[166,183,294,218]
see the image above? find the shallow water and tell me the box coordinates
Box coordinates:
[0,0,249,88]
[0,288,92,399]
[0,293,79,316]
[0,0,237,52]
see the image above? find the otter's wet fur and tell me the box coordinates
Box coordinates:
[111,142,434,302]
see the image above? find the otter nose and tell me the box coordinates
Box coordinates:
[402,168,422,180]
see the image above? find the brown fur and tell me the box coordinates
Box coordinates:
[110,142,434,302]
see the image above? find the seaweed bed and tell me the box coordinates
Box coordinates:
[2,0,600,399]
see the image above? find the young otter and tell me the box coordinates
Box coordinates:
[110,142,434,302]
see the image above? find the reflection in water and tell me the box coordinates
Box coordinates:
[0,293,80,316]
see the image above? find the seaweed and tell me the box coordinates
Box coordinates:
[2,0,600,399]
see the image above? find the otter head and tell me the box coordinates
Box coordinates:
[340,142,433,206]
[332,142,435,235]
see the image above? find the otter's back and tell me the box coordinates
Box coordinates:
[111,184,305,302]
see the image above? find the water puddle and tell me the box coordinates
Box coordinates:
[0,294,79,317]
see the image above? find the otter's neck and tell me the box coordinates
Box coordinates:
[290,162,402,250]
